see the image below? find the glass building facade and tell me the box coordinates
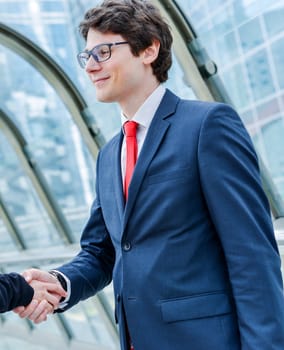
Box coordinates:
[178,0,284,204]
[0,0,284,349]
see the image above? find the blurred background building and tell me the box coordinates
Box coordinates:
[0,0,283,349]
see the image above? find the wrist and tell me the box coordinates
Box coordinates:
[48,270,67,295]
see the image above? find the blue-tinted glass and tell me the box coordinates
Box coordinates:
[187,4,207,27]
[40,0,65,12]
[239,17,263,53]
[254,119,284,199]
[0,47,95,242]
[210,5,235,35]
[246,49,275,101]
[11,24,38,44]
[240,110,255,125]
[256,98,280,121]
[271,38,284,89]
[221,64,250,109]
[0,132,61,249]
[0,217,16,251]
[0,2,25,13]
[165,56,195,100]
[264,7,284,36]
[175,0,284,210]
[232,0,248,26]
[207,0,226,9]
[45,23,76,78]
[212,30,239,66]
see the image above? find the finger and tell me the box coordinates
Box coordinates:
[45,282,67,297]
[13,306,25,314]
[22,268,43,283]
[17,299,39,318]
[23,269,56,284]
[42,291,61,308]
[23,269,54,283]
[29,300,53,324]
[34,310,48,324]
[31,281,66,305]
[22,270,33,283]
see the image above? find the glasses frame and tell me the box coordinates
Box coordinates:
[77,41,129,68]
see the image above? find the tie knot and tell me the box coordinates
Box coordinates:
[124,121,138,137]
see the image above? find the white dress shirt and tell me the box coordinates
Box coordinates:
[121,84,166,180]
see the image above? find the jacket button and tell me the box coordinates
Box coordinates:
[123,242,131,251]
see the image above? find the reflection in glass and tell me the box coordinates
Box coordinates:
[175,0,284,211]
[0,46,97,242]
[239,17,263,53]
[271,37,284,89]
[246,49,275,101]
[254,119,284,199]
[0,216,16,251]
[0,133,61,249]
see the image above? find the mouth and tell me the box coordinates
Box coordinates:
[93,76,109,85]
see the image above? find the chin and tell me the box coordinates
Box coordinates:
[96,93,116,103]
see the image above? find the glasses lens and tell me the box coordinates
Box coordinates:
[94,44,111,62]
[77,52,89,68]
[77,44,113,68]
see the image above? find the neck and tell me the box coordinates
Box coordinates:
[120,81,160,119]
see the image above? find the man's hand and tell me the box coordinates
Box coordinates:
[14,268,67,324]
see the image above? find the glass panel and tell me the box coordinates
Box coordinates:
[271,37,284,89]
[245,49,275,101]
[0,132,61,249]
[254,119,284,198]
[166,55,195,100]
[239,17,263,53]
[264,5,284,36]
[40,0,65,12]
[0,46,96,241]
[176,0,284,212]
[221,64,250,109]
[0,217,16,251]
[61,295,117,349]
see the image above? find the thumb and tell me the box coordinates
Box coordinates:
[22,268,49,283]
[22,270,33,283]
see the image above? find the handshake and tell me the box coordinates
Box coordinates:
[14,268,67,324]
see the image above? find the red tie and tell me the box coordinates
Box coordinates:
[123,121,137,350]
[124,121,138,200]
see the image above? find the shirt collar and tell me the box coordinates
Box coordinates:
[121,84,166,130]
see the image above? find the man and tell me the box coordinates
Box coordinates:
[0,272,65,316]
[16,0,284,349]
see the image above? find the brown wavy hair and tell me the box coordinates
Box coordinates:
[79,0,173,82]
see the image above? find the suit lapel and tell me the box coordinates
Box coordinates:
[123,89,179,229]
[112,131,125,222]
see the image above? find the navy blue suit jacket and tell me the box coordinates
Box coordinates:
[58,89,284,349]
[0,273,34,313]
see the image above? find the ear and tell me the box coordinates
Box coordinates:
[142,39,160,64]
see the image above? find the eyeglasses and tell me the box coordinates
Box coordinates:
[77,41,129,68]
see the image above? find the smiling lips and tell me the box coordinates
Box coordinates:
[93,76,109,85]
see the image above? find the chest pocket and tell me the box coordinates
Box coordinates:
[145,167,191,186]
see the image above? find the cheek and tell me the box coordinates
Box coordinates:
[120,65,143,85]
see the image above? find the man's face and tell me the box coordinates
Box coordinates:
[84,29,148,110]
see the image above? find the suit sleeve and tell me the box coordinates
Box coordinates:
[198,104,284,349]
[56,151,115,310]
[0,273,34,313]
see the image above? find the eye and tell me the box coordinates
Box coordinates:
[97,46,110,58]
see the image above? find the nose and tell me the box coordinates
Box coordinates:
[85,56,101,73]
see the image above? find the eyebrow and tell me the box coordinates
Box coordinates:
[84,44,100,52]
